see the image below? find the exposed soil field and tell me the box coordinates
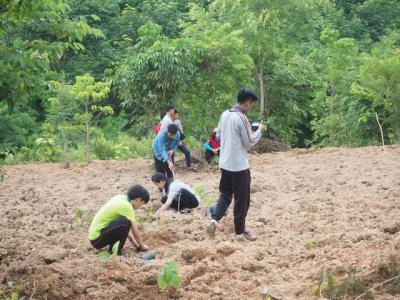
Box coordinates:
[1,146,400,299]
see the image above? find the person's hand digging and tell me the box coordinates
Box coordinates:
[168,160,175,172]
[153,210,161,220]
[137,244,149,252]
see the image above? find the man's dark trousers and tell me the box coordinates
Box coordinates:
[154,154,174,178]
[90,217,131,255]
[178,143,191,167]
[211,168,251,234]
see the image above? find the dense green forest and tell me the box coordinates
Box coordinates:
[1,0,399,164]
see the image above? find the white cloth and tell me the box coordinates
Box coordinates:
[160,114,173,131]
[164,180,201,205]
[217,107,262,172]
[174,119,183,132]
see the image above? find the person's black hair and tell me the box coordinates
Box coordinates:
[165,104,175,112]
[237,88,258,103]
[151,173,173,192]
[127,185,150,203]
[151,172,167,183]
[167,123,179,134]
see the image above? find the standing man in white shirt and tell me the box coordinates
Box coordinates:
[207,88,266,241]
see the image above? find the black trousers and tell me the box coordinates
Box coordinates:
[205,149,220,164]
[154,155,174,178]
[90,217,131,255]
[211,168,251,234]
[161,188,199,211]
[178,143,191,167]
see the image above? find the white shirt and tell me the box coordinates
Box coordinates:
[217,107,262,172]
[160,114,173,131]
[163,180,201,205]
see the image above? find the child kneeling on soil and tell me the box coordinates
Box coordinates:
[151,173,200,219]
[88,185,150,256]
[204,128,220,164]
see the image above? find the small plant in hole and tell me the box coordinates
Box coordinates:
[157,260,180,290]
[74,208,95,228]
[305,239,318,249]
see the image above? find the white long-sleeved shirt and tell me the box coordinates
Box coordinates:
[217,106,262,172]
[163,180,201,205]
[160,113,173,131]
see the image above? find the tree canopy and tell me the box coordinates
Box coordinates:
[1,0,399,163]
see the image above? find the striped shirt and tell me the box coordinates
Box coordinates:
[217,105,262,171]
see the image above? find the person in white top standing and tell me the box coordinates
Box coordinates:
[159,104,175,131]
[207,88,266,241]
[172,109,193,169]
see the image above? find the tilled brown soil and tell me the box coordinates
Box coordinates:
[0,146,399,299]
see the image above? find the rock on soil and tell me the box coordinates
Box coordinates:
[0,146,399,299]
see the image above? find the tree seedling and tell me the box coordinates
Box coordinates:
[74,208,84,228]
[157,260,180,290]
[74,208,95,229]
[305,239,318,250]
[97,241,119,260]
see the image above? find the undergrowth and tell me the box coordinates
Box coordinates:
[312,257,400,300]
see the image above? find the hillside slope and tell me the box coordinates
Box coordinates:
[0,146,399,299]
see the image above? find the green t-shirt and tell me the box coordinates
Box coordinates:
[88,194,136,241]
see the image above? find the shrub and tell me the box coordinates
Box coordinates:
[92,137,117,160]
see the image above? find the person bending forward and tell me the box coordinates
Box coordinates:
[151,172,200,219]
[207,88,265,241]
[88,185,150,255]
[152,123,180,178]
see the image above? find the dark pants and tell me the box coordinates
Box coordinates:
[161,189,199,211]
[211,168,251,234]
[154,155,174,178]
[178,143,191,167]
[205,149,220,164]
[90,217,131,255]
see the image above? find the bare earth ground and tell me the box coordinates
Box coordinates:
[0,146,399,299]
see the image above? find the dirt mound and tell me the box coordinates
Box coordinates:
[249,138,290,153]
[0,146,399,299]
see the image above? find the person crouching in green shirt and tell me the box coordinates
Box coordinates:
[88,185,150,256]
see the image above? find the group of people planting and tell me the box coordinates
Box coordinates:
[88,88,266,256]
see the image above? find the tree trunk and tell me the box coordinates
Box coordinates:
[258,67,265,117]
[257,56,267,118]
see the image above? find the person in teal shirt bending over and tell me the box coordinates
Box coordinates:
[88,185,150,256]
[152,123,180,178]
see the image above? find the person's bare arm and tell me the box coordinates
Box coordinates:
[155,202,171,219]
[128,233,139,248]
[131,223,148,251]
